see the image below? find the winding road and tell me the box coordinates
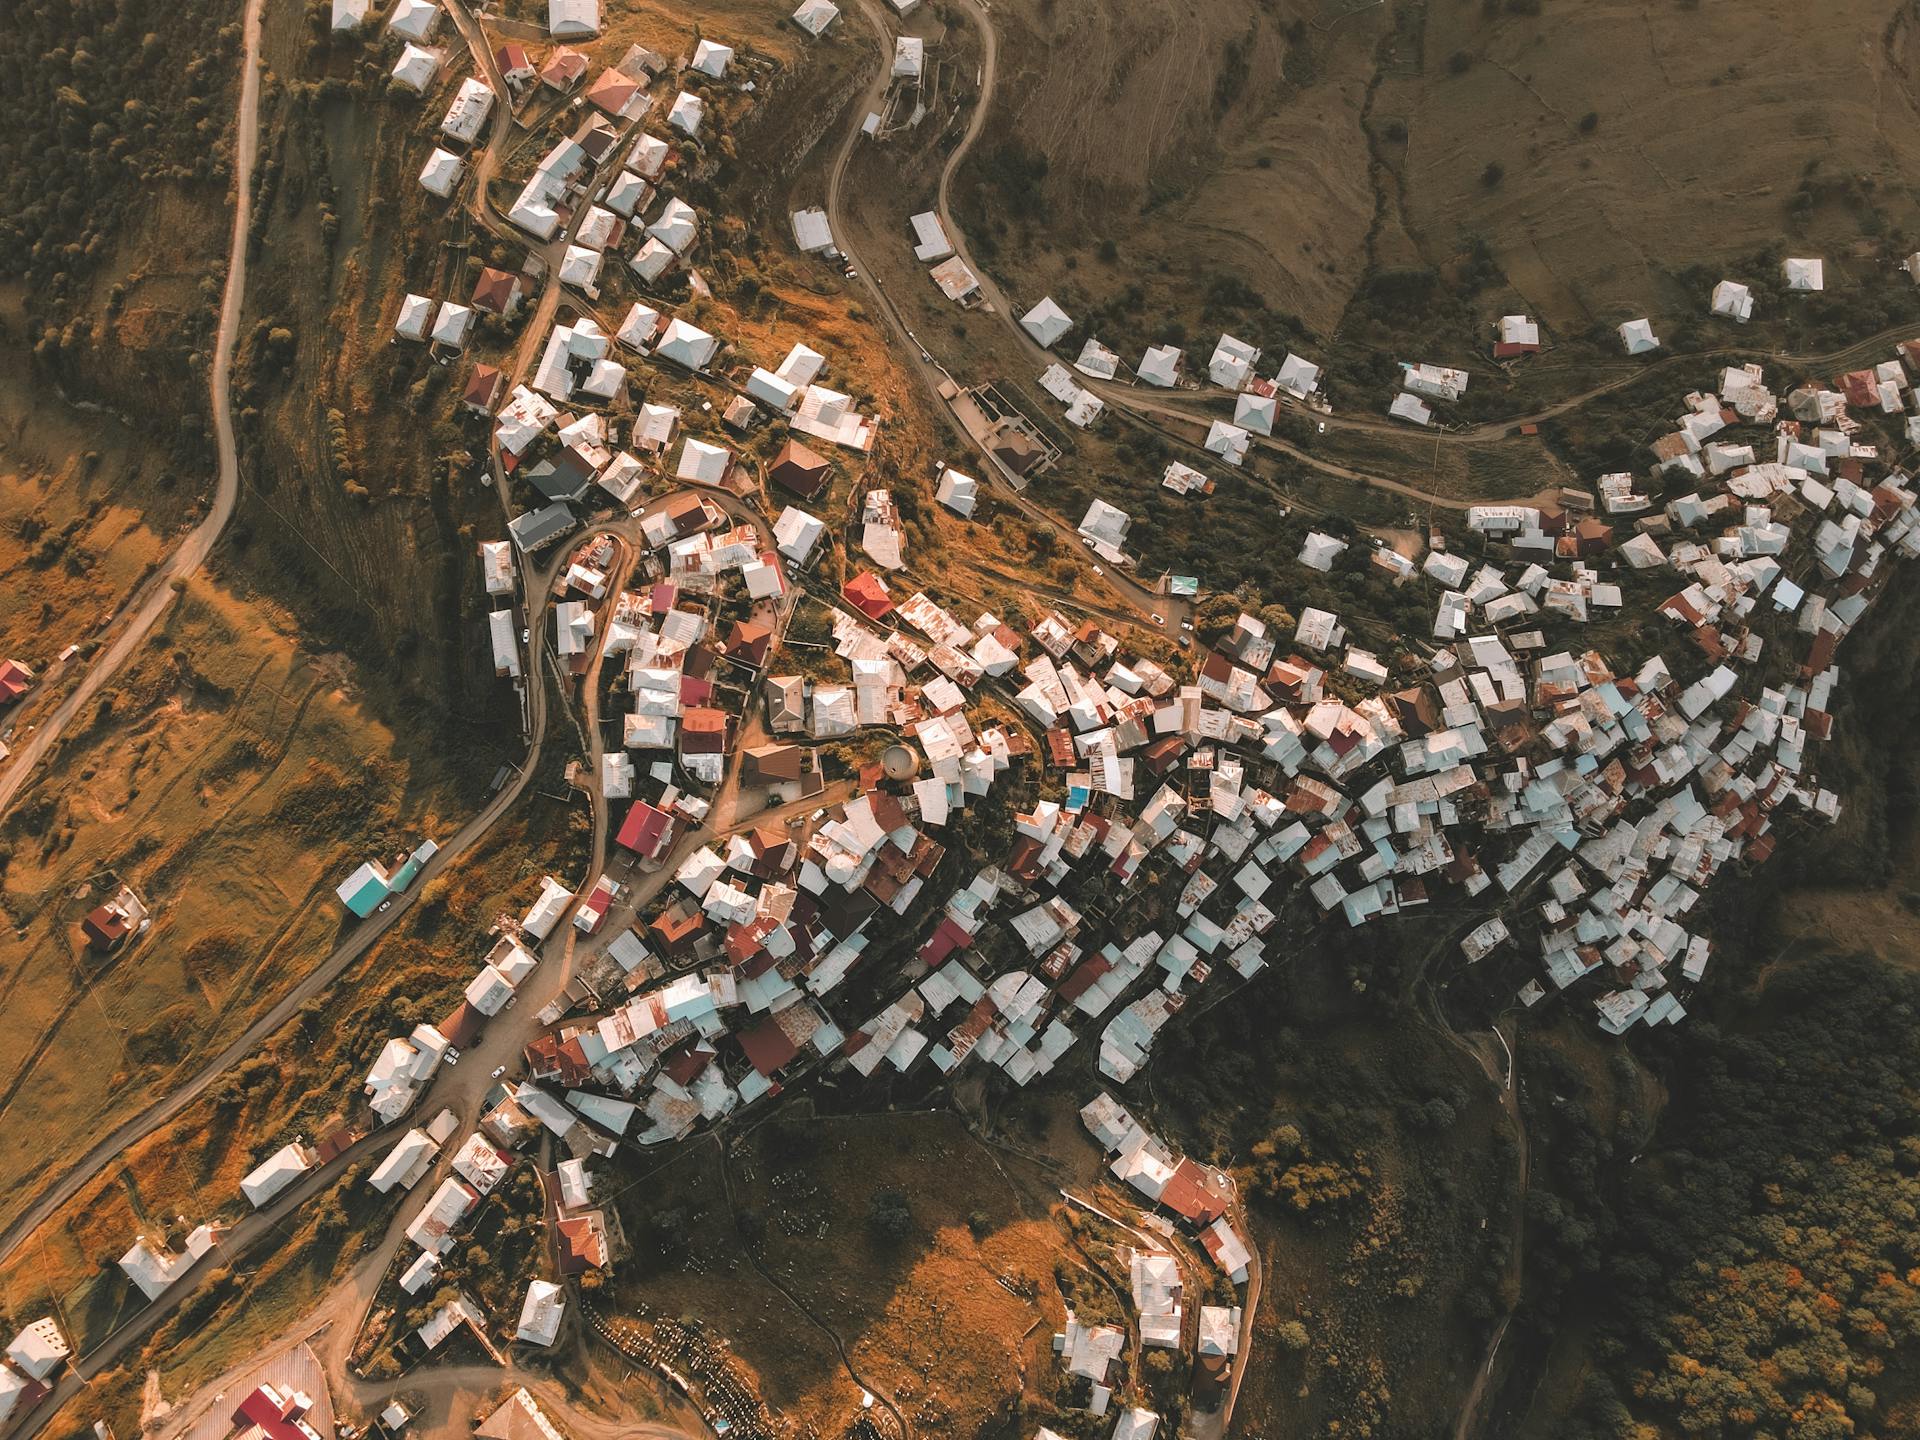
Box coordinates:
[0,0,265,820]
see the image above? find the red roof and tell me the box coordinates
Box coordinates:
[233,1388,314,1440]
[0,660,31,702]
[843,572,893,619]
[738,1015,802,1076]
[916,917,974,967]
[616,802,671,857]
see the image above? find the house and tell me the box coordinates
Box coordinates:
[430,301,473,349]
[472,266,523,317]
[606,170,651,217]
[634,402,679,453]
[655,318,719,371]
[630,236,677,283]
[744,743,805,785]
[5,1319,69,1383]
[1711,280,1754,323]
[767,676,807,733]
[1275,351,1321,398]
[1619,318,1659,355]
[336,860,392,918]
[516,1279,566,1346]
[1204,420,1250,467]
[406,1176,480,1255]
[929,256,981,304]
[1078,499,1131,564]
[463,364,505,416]
[555,1210,612,1273]
[910,211,953,261]
[1783,257,1824,292]
[774,507,825,563]
[668,90,704,137]
[496,43,536,87]
[675,438,733,486]
[558,244,604,298]
[617,801,675,861]
[585,69,643,119]
[892,36,924,80]
[419,147,463,198]
[770,438,832,498]
[844,571,894,619]
[476,1390,567,1440]
[394,294,434,342]
[508,502,576,554]
[332,0,371,31]
[548,0,600,37]
[1231,391,1275,435]
[391,43,445,93]
[81,886,147,952]
[388,0,440,40]
[1209,334,1260,390]
[936,467,978,517]
[232,1385,325,1440]
[1494,314,1541,356]
[1137,344,1182,387]
[793,0,840,33]
[692,39,734,76]
[241,1141,317,1209]
[539,47,589,90]
[792,207,834,254]
[1021,297,1072,347]
[0,660,31,703]
[440,77,494,144]
[1389,392,1432,426]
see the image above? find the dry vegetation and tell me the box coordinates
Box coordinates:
[0,574,489,1233]
[611,1110,1083,1440]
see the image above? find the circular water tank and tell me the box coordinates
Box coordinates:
[881,743,919,781]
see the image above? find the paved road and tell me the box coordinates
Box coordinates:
[0,0,266,820]
[0,562,575,1266]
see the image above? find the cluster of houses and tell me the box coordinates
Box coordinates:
[1028,1093,1252,1427]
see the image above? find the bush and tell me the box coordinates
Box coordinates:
[1448,50,1473,74]
[866,1188,914,1240]
[1482,161,1505,187]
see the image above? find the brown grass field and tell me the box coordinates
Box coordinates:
[0,569,482,1235]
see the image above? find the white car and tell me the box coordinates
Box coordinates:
[443,1048,460,1066]
[490,1065,507,1079]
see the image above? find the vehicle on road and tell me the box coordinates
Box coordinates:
[377,899,393,913]
[1151,614,1164,625]
[490,1065,506,1079]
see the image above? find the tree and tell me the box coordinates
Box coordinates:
[867,1188,914,1241]
[1277,1320,1310,1352]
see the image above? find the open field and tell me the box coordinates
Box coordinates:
[0,778,582,1397]
[0,568,495,1234]
[608,1109,1084,1440]
[946,0,1920,424]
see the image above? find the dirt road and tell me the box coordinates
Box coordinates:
[0,0,265,820]
[822,0,1185,629]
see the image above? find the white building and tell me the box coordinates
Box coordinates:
[1021,297,1072,348]
[548,0,600,37]
[1782,257,1824,292]
[516,1279,566,1346]
[1711,279,1754,323]
[1619,318,1659,355]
